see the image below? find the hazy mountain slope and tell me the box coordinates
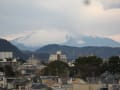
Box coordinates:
[0,38,27,59]
[10,32,120,51]
[11,41,38,51]
[36,44,120,60]
[64,36,120,47]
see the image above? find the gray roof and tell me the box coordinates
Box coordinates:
[100,71,120,84]
[0,87,7,90]
[31,83,49,89]
[12,78,29,85]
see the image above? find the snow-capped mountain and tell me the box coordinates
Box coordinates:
[9,31,120,51]
[64,36,120,47]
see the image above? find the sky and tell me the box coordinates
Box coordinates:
[0,0,120,44]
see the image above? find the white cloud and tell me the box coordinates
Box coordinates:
[1,31,32,41]
[108,34,120,43]
[0,0,120,43]
[101,0,120,9]
[13,29,69,47]
[77,40,86,44]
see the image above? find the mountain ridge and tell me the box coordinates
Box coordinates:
[1,38,120,61]
[36,44,120,60]
[9,32,120,51]
[0,38,27,59]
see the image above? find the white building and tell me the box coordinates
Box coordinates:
[0,52,13,59]
[0,58,17,63]
[49,51,67,62]
[26,55,41,66]
[68,61,75,67]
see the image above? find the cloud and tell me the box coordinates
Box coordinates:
[11,29,69,47]
[109,34,120,43]
[0,0,120,43]
[1,31,32,41]
[101,0,120,9]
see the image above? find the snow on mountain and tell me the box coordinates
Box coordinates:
[7,30,120,51]
[64,36,120,47]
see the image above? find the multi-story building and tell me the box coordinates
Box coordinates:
[0,52,17,71]
[18,55,46,76]
[49,51,67,62]
[0,52,13,59]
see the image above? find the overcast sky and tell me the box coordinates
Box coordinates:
[0,0,120,43]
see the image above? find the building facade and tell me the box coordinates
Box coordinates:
[0,52,13,59]
[49,51,67,62]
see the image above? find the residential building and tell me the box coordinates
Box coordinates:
[49,51,67,62]
[0,52,17,67]
[12,78,31,90]
[18,55,46,77]
[30,83,51,90]
[0,52,13,59]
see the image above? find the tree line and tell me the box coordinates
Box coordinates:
[41,56,120,80]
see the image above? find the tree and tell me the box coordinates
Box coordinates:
[4,65,15,77]
[41,61,69,77]
[107,56,120,74]
[74,56,103,79]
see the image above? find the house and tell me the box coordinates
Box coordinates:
[12,78,31,90]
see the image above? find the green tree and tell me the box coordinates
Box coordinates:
[42,61,69,77]
[75,56,103,79]
[107,56,120,74]
[100,61,108,74]
[4,65,15,77]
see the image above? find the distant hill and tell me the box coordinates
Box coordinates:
[10,32,120,51]
[64,36,120,47]
[36,44,120,60]
[11,41,38,51]
[0,38,27,59]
